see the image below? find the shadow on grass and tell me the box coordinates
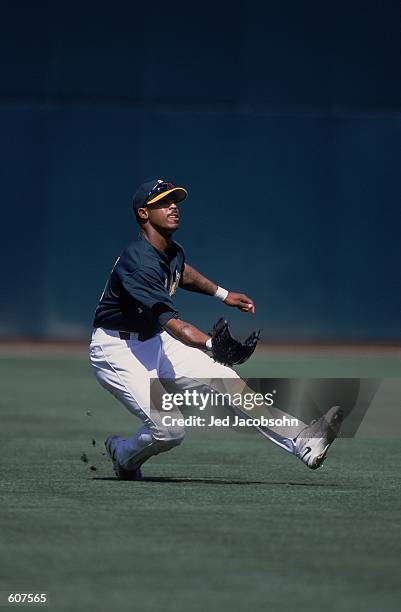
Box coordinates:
[92,476,342,487]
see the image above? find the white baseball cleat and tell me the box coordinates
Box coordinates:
[293,406,343,470]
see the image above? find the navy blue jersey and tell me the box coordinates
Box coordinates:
[94,233,185,340]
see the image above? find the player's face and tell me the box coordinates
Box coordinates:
[146,196,180,232]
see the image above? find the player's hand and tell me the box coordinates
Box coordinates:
[224,292,255,314]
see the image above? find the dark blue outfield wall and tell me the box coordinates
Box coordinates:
[1,1,400,340]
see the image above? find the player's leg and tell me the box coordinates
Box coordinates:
[159,331,343,468]
[89,328,185,474]
[158,331,303,453]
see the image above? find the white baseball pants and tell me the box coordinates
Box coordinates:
[89,327,298,471]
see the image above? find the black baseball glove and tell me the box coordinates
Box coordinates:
[208,318,260,366]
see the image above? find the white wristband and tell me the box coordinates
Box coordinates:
[205,337,213,350]
[214,286,228,301]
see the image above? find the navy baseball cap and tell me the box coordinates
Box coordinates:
[132,179,188,212]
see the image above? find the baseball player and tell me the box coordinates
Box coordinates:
[89,179,342,480]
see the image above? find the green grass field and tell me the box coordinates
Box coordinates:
[1,348,401,611]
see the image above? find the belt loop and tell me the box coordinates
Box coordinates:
[119,331,130,341]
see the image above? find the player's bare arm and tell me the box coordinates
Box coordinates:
[180,263,256,314]
[164,317,210,349]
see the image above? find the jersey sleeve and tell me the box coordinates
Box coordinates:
[119,266,178,327]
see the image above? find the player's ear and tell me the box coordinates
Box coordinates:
[137,207,148,222]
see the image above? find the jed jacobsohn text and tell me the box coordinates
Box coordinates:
[161,389,276,412]
[162,415,300,428]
